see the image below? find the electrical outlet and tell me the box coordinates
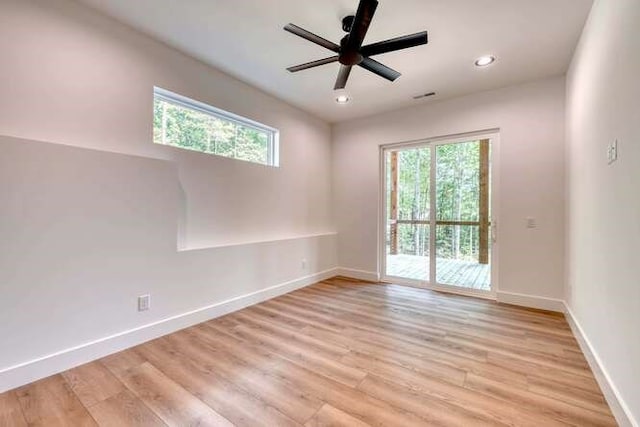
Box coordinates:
[526,217,537,229]
[301,258,307,270]
[138,294,150,311]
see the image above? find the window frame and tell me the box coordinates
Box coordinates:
[153,87,280,167]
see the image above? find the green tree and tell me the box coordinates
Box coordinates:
[153,99,271,165]
[388,140,488,262]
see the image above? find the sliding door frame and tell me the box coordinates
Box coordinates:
[378,129,500,299]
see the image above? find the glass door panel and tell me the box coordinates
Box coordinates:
[435,140,491,291]
[384,147,430,281]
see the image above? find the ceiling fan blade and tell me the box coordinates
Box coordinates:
[334,65,353,90]
[346,0,379,51]
[284,24,340,52]
[359,57,401,82]
[287,56,339,72]
[361,31,428,57]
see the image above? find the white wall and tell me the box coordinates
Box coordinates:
[0,0,336,391]
[566,0,640,424]
[0,0,334,248]
[332,77,566,305]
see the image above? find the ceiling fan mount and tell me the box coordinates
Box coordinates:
[342,15,356,33]
[284,0,429,90]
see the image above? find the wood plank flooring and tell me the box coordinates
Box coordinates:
[0,277,617,426]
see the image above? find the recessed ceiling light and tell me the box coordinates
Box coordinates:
[475,55,496,67]
[336,94,350,104]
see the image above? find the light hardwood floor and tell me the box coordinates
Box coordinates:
[0,277,617,426]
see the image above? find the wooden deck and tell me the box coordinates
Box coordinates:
[0,277,616,426]
[386,254,491,291]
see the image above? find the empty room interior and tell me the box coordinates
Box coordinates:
[1,0,638,425]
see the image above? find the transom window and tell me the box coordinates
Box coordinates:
[153,87,279,166]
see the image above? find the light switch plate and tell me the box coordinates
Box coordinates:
[138,294,150,311]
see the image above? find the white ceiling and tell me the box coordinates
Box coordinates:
[77,0,593,123]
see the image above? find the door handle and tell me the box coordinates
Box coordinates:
[491,221,497,243]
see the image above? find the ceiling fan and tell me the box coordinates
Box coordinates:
[284,0,428,90]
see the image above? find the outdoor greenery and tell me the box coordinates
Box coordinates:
[388,141,490,261]
[153,98,271,165]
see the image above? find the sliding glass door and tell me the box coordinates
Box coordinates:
[382,136,495,294]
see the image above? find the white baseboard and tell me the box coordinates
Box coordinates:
[496,291,565,312]
[336,267,380,282]
[564,304,637,427]
[0,267,338,393]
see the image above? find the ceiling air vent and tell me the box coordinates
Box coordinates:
[413,92,436,100]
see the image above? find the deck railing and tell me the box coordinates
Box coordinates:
[389,219,491,265]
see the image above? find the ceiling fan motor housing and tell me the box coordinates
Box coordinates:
[339,35,364,65]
